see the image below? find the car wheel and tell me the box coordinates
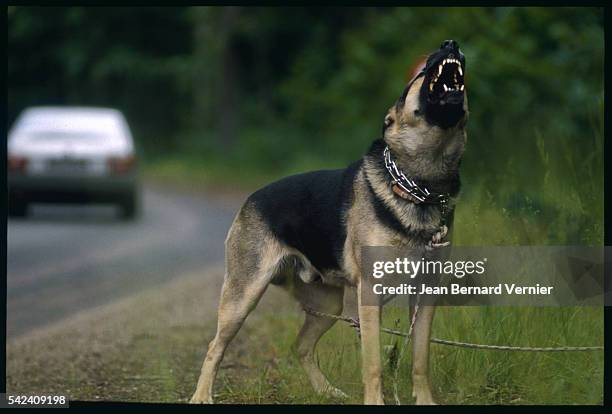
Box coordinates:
[8,198,28,217]
[120,191,139,220]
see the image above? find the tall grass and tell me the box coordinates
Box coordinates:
[455,100,603,247]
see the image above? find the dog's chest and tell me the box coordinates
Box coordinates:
[358,213,433,248]
[354,182,444,246]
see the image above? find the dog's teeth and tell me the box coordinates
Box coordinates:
[458,66,463,76]
[443,84,448,92]
[438,65,443,75]
[460,84,464,91]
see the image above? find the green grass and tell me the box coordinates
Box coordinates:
[143,152,345,193]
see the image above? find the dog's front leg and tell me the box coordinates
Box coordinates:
[411,305,437,405]
[357,282,384,405]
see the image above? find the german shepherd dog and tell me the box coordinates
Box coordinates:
[191,40,468,405]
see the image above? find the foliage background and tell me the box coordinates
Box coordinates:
[8,6,604,244]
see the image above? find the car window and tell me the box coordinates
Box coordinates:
[23,130,110,142]
[9,109,134,152]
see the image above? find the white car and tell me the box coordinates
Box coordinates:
[7,106,140,218]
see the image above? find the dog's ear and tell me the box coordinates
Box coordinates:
[382,106,396,135]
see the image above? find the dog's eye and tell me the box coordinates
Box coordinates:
[413,109,421,116]
[384,114,394,128]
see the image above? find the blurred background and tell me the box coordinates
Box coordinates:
[6,7,605,404]
[8,6,603,243]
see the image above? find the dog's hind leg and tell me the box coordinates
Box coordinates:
[190,270,271,404]
[291,280,347,399]
[411,305,437,405]
[190,213,284,404]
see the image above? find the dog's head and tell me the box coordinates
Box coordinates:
[383,40,468,177]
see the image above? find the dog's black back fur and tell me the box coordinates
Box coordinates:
[248,160,362,272]
[248,138,462,273]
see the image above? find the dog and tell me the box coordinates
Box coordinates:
[190,39,468,405]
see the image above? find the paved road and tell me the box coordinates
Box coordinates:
[7,184,244,338]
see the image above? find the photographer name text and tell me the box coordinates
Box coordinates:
[372,283,553,296]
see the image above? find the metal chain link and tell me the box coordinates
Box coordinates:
[383,146,449,206]
[427,338,603,352]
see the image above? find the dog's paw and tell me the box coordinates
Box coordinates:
[325,386,349,399]
[425,225,449,250]
[315,384,348,399]
[412,374,438,405]
[415,396,439,405]
[189,395,213,404]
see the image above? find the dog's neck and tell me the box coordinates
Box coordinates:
[382,145,450,206]
[384,138,464,182]
[365,139,461,198]
[362,139,461,231]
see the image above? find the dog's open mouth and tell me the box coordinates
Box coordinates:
[427,57,465,104]
[416,40,466,129]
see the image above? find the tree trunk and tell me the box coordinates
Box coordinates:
[192,6,240,150]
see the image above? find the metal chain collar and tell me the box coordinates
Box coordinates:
[383,146,450,210]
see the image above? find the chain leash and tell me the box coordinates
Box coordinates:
[302,305,604,403]
[302,306,604,352]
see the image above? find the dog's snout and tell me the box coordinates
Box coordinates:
[440,39,459,52]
